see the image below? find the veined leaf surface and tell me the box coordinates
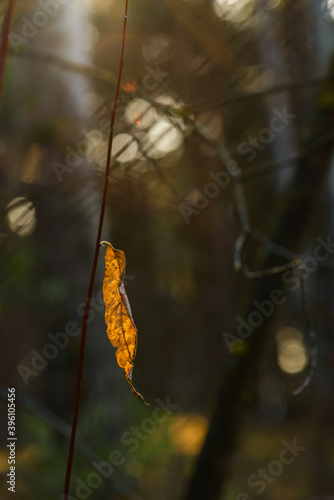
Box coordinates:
[102,241,148,405]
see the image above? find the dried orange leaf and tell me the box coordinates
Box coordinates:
[101,241,148,405]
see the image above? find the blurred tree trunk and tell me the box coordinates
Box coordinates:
[184,159,331,500]
[184,1,334,497]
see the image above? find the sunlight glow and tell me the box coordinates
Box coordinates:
[267,0,281,7]
[125,95,186,161]
[121,77,138,93]
[154,94,193,136]
[84,129,108,170]
[82,92,104,117]
[125,99,158,129]
[111,133,138,163]
[87,0,114,14]
[6,197,37,237]
[276,327,308,375]
[169,414,208,456]
[213,0,252,23]
[84,24,100,51]
[147,117,183,158]
[323,0,334,21]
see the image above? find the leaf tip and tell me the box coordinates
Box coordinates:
[127,370,149,405]
[100,240,111,249]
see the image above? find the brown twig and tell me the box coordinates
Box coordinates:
[234,232,302,279]
[250,228,298,261]
[63,2,129,498]
[0,0,16,109]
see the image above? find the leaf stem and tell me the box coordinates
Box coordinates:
[63,2,129,498]
[0,0,16,110]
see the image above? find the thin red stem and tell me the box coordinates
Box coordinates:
[63,2,129,498]
[0,0,16,109]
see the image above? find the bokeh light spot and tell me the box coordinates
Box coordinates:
[6,197,37,237]
[147,117,183,158]
[121,77,138,93]
[213,0,252,23]
[323,0,334,21]
[169,414,208,456]
[125,99,158,129]
[276,327,308,375]
[112,133,138,163]
[142,34,175,63]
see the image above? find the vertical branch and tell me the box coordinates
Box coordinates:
[293,265,317,396]
[0,0,16,109]
[233,175,251,234]
[63,2,129,499]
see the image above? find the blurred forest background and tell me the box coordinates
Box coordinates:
[1,0,334,499]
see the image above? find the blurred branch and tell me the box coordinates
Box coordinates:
[293,268,318,396]
[234,230,301,278]
[232,162,303,278]
[190,74,333,113]
[241,128,334,182]
[0,0,16,109]
[190,117,304,277]
[12,47,117,87]
[250,228,298,261]
[133,138,182,202]
[146,99,334,187]
[164,0,236,72]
